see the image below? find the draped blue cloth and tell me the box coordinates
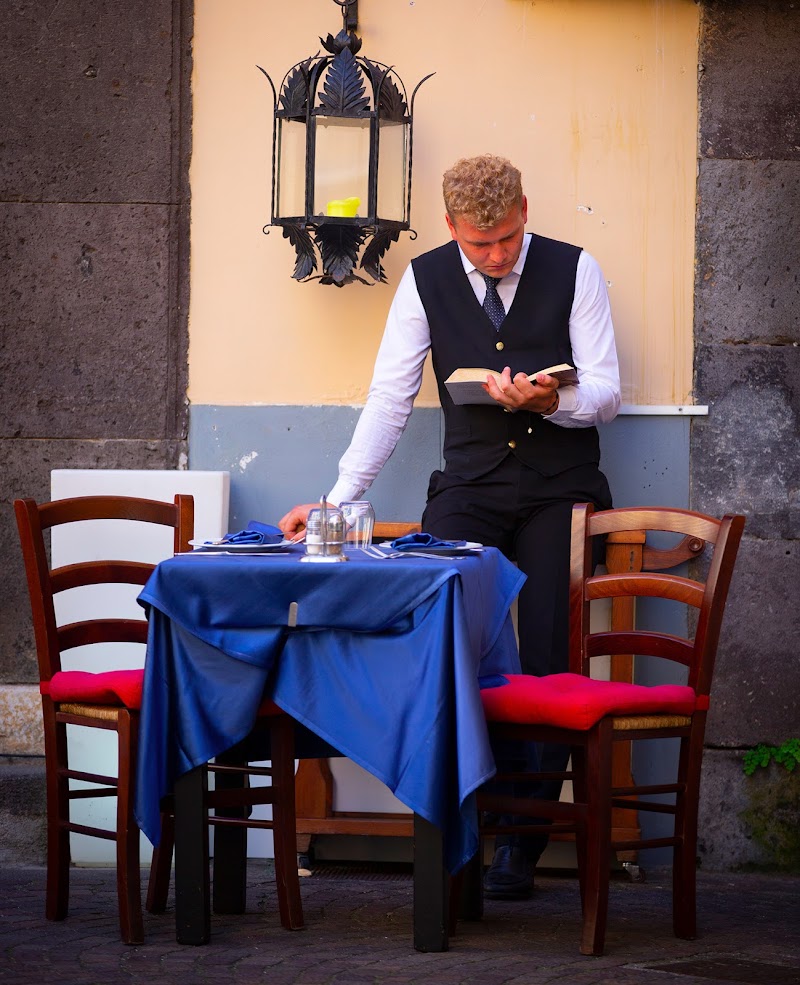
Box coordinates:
[135,545,524,873]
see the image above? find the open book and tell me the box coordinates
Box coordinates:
[444,363,578,406]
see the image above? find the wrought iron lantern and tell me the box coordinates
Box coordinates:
[258,0,433,286]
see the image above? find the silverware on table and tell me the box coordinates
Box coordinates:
[361,546,402,559]
[360,545,477,560]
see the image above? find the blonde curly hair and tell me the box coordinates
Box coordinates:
[442,154,523,229]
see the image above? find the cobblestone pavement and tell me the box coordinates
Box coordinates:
[1,863,798,984]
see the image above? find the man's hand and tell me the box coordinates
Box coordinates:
[278,502,325,541]
[483,367,560,414]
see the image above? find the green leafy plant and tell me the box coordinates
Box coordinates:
[742,739,800,776]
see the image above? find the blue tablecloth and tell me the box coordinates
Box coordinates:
[135,545,524,872]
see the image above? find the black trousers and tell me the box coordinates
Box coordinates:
[421,453,612,863]
[422,454,611,675]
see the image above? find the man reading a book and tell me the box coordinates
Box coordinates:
[280,153,620,899]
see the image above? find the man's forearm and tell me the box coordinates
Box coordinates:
[328,263,431,504]
[328,394,414,504]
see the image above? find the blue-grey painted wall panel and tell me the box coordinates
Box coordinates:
[190,405,690,524]
[599,414,690,510]
[189,405,443,530]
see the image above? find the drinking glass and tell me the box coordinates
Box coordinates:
[340,501,375,548]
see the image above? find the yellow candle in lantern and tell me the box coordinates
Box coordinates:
[326,197,360,217]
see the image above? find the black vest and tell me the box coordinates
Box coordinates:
[412,234,601,479]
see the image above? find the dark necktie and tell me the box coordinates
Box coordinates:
[482,274,505,331]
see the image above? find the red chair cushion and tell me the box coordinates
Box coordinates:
[480,673,705,730]
[40,670,144,710]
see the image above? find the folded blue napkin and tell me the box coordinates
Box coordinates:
[222,520,284,545]
[389,532,467,551]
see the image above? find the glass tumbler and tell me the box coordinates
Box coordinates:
[340,501,376,548]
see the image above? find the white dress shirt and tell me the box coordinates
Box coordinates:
[328,233,621,505]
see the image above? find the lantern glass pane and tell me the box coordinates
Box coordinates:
[313,117,370,218]
[377,120,408,222]
[276,119,306,219]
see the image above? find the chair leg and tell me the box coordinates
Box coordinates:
[448,845,483,935]
[571,743,588,911]
[117,711,144,945]
[447,872,462,938]
[459,846,484,922]
[146,809,175,914]
[270,716,304,930]
[212,752,249,915]
[672,732,699,939]
[579,720,612,957]
[44,704,70,922]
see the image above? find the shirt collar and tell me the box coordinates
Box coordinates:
[457,232,532,281]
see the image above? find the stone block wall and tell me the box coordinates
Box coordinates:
[693,0,800,870]
[0,0,192,859]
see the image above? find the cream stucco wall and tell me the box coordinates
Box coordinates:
[189,0,699,408]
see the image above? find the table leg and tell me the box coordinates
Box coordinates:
[174,766,210,945]
[413,813,449,952]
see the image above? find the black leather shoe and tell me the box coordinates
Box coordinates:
[483,845,533,900]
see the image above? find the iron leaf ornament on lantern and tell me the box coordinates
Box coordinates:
[258,0,433,286]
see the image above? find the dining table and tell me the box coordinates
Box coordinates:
[134,540,525,951]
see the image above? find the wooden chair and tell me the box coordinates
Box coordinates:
[294,521,421,857]
[14,494,194,944]
[16,493,304,941]
[149,699,304,933]
[472,504,745,955]
[210,709,303,931]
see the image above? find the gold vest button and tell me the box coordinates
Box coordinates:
[495,341,504,351]
[527,427,533,434]
[508,440,517,449]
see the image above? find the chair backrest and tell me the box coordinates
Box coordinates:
[568,505,745,697]
[14,494,194,682]
[372,520,421,541]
